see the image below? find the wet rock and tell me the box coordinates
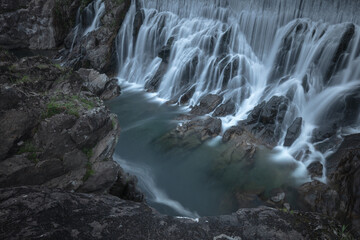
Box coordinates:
[312,125,338,142]
[217,27,232,55]
[237,96,289,146]
[190,94,223,115]
[213,100,236,117]
[145,62,167,92]
[284,117,302,147]
[298,134,360,237]
[179,86,195,105]
[325,23,355,82]
[307,161,323,179]
[158,37,174,63]
[161,117,222,150]
[259,96,288,125]
[0,186,346,240]
[145,37,177,92]
[133,8,145,46]
[63,0,132,75]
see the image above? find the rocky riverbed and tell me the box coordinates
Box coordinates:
[0,0,359,239]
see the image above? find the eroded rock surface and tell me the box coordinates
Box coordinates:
[299,134,360,237]
[0,0,82,49]
[0,50,141,201]
[0,186,346,240]
[63,0,131,75]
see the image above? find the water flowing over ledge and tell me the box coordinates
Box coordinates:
[115,0,360,181]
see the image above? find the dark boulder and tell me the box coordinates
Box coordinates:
[240,96,289,146]
[160,117,222,150]
[133,8,145,46]
[284,117,302,147]
[213,100,236,117]
[190,94,223,115]
[325,23,355,82]
[158,37,174,63]
[145,62,167,92]
[179,86,195,105]
[307,161,323,179]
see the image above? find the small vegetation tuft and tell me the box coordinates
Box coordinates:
[18,142,40,163]
[43,94,96,119]
[82,148,94,159]
[83,162,95,181]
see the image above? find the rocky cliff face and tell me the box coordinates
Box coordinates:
[0,0,82,49]
[62,0,131,75]
[0,50,142,201]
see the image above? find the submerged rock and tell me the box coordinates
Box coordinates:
[160,117,222,150]
[0,186,347,240]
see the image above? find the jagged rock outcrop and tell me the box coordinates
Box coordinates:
[190,94,223,115]
[299,133,360,237]
[159,117,222,150]
[63,0,131,75]
[0,50,141,201]
[77,68,120,100]
[0,186,348,240]
[0,0,82,49]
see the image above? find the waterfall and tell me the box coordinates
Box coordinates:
[115,0,360,181]
[69,0,105,52]
[83,0,106,36]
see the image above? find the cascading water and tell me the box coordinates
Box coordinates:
[82,0,106,36]
[115,0,360,183]
[70,0,106,52]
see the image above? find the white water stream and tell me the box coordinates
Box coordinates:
[116,0,360,182]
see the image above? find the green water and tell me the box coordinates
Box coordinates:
[106,84,300,217]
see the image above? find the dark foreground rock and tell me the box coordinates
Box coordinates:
[0,186,349,240]
[299,133,360,237]
[0,50,141,201]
